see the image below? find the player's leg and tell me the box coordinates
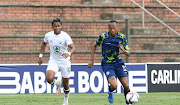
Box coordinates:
[46,70,55,84]
[60,60,71,105]
[107,76,117,103]
[62,77,70,105]
[116,65,130,105]
[46,60,61,95]
[108,76,117,92]
[118,77,130,105]
[101,64,116,103]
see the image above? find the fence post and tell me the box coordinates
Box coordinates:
[125,19,130,63]
[142,0,145,28]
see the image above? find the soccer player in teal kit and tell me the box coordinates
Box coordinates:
[88,20,131,105]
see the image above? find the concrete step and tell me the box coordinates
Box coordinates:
[0,5,141,20]
[0,50,101,64]
[124,28,163,35]
[0,20,177,36]
[0,0,82,5]
[0,20,112,36]
[101,12,142,20]
[0,35,100,51]
[1,4,179,21]
[83,0,122,5]
[144,43,180,51]
[0,50,180,64]
[1,0,179,6]
[0,35,179,52]
[0,34,180,64]
[164,58,180,62]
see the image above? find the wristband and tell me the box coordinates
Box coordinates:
[67,52,71,56]
[39,54,43,58]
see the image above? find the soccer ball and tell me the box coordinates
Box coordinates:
[126,91,139,104]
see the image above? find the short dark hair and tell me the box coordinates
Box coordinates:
[109,20,117,24]
[52,18,62,26]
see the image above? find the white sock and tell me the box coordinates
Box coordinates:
[51,79,61,87]
[64,95,69,102]
[54,79,61,87]
[63,89,70,103]
[64,93,69,97]
[63,93,69,104]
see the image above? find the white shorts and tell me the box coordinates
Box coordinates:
[46,59,71,78]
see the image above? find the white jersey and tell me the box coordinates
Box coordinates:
[44,31,73,61]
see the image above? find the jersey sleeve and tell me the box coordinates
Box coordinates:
[66,34,73,45]
[94,33,105,46]
[121,34,130,50]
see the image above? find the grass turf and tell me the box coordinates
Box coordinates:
[0,92,180,105]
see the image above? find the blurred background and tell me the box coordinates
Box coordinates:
[0,0,179,64]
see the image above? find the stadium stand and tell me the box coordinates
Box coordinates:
[0,0,179,63]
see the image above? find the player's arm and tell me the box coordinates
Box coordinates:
[62,43,76,59]
[88,34,103,68]
[119,34,131,56]
[119,44,130,56]
[68,43,76,55]
[88,43,97,68]
[38,42,47,65]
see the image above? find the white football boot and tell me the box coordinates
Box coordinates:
[56,80,62,95]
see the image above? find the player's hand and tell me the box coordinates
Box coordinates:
[88,60,94,68]
[119,44,131,56]
[62,53,70,59]
[38,58,43,65]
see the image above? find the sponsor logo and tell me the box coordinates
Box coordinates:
[53,45,60,52]
[151,69,180,84]
[148,64,180,92]
[0,64,146,94]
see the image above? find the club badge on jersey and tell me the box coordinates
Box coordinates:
[53,45,62,54]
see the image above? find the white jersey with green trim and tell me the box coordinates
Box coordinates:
[44,31,73,61]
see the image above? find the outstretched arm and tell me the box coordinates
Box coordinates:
[38,42,47,65]
[119,44,130,56]
[88,43,97,68]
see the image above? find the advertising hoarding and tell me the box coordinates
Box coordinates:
[0,64,146,94]
[147,63,180,92]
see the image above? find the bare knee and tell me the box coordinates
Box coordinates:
[46,70,55,84]
[108,76,117,90]
[110,82,117,90]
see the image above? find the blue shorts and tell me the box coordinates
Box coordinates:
[101,63,128,79]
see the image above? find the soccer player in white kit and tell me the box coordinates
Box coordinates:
[38,18,76,105]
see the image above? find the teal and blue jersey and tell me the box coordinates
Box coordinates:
[95,32,130,65]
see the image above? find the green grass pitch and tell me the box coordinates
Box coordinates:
[0,93,180,105]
